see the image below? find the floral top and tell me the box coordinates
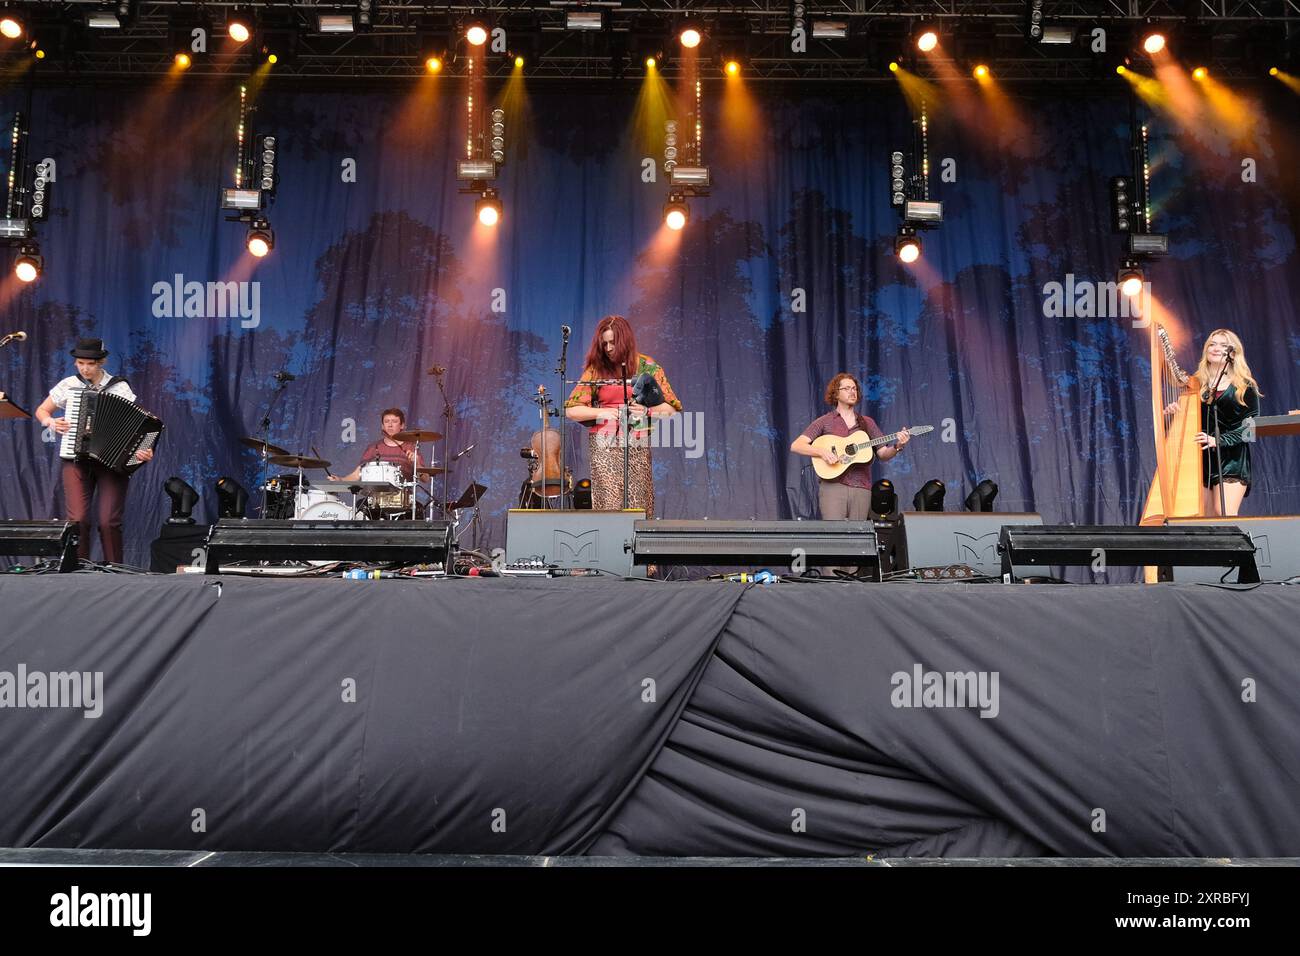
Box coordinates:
[565,353,683,439]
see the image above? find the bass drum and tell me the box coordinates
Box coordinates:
[299,499,366,521]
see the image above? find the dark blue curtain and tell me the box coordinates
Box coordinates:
[2,80,1298,566]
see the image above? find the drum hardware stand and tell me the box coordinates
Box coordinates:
[255,375,293,517]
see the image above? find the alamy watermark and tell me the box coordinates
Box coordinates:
[891,663,1000,719]
[594,410,705,459]
[0,664,103,718]
[1041,274,1151,327]
[152,273,261,328]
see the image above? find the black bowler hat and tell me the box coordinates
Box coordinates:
[70,338,109,360]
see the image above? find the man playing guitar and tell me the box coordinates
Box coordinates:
[790,372,910,520]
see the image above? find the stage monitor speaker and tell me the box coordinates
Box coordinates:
[0,520,78,572]
[203,520,452,574]
[998,525,1260,583]
[900,511,1044,579]
[629,519,879,575]
[506,509,646,578]
[1166,516,1300,583]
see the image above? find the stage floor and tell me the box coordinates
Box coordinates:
[2,574,1298,859]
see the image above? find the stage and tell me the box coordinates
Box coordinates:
[2,574,1297,859]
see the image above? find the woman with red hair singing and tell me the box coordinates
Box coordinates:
[564,316,682,515]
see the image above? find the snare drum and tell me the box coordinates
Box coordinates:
[361,460,408,510]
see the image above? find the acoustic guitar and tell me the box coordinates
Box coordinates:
[810,424,934,480]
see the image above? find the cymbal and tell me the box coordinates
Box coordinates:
[416,465,448,476]
[269,454,331,469]
[392,429,443,443]
[240,436,292,457]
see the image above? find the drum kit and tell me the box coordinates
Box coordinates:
[240,431,447,521]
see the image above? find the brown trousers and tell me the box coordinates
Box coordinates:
[62,460,129,563]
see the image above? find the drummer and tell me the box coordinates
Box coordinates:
[329,408,425,482]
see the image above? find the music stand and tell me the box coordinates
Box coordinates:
[0,393,32,420]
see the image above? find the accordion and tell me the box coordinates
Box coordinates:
[59,389,164,475]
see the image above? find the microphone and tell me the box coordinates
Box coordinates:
[0,330,27,345]
[452,443,476,462]
[273,371,296,383]
[427,364,445,376]
[561,325,571,339]
[1225,345,1236,362]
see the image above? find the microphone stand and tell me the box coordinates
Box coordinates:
[256,377,292,517]
[621,361,631,510]
[431,367,452,518]
[557,327,570,511]
[1208,357,1231,516]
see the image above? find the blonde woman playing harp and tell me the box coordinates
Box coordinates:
[1146,327,1261,519]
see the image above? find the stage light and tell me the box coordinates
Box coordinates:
[1025,0,1043,42]
[645,56,657,69]
[888,60,899,72]
[13,244,41,283]
[426,56,442,73]
[871,479,899,518]
[668,166,710,188]
[1270,66,1279,76]
[514,55,524,68]
[913,479,946,512]
[664,194,688,230]
[890,150,906,207]
[1128,233,1168,256]
[1192,66,1207,80]
[566,10,604,32]
[812,21,848,40]
[904,200,943,223]
[1116,64,1127,74]
[573,478,593,509]
[680,27,701,49]
[964,479,999,513]
[215,477,249,519]
[466,23,487,46]
[1,17,23,39]
[1109,176,1131,233]
[33,47,43,59]
[247,219,273,257]
[175,52,191,69]
[228,20,250,44]
[895,228,921,263]
[725,60,740,76]
[1118,261,1144,298]
[476,190,502,227]
[164,477,200,524]
[917,29,938,53]
[1142,31,1165,55]
[267,52,278,64]
[86,12,122,30]
[457,159,497,181]
[973,64,989,79]
[318,14,354,34]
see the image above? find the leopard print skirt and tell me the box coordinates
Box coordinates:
[588,431,654,517]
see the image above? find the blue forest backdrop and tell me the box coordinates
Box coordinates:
[1,77,1298,567]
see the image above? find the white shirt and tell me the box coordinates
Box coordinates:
[48,370,137,409]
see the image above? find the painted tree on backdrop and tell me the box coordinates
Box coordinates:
[626,208,768,521]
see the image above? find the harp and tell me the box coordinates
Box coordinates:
[1140,323,1202,530]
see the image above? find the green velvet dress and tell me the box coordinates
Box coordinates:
[1200,384,1259,493]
